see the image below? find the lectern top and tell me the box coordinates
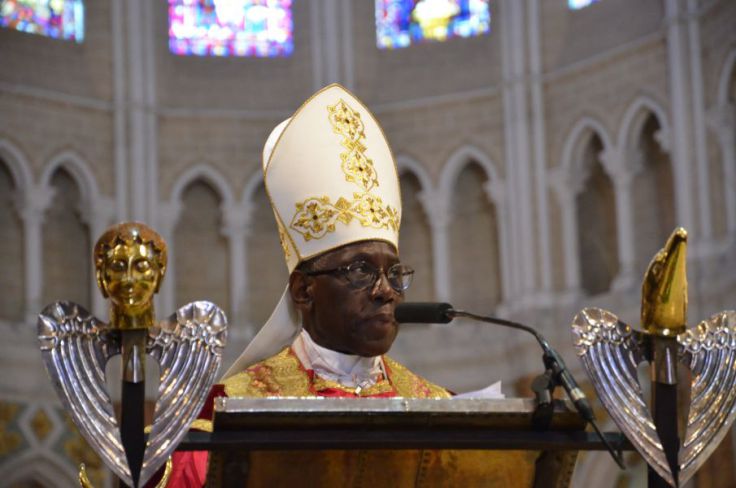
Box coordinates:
[213,397,586,431]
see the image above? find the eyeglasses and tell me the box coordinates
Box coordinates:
[305,260,414,292]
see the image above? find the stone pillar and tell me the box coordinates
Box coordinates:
[483,180,510,307]
[156,201,182,315]
[79,197,116,318]
[686,0,711,240]
[221,203,253,337]
[20,186,53,323]
[500,0,536,300]
[419,192,451,302]
[111,0,127,221]
[664,0,696,235]
[600,148,639,292]
[549,169,583,298]
[124,0,158,225]
[527,0,552,296]
[707,103,736,240]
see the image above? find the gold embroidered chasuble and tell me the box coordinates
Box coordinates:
[202,347,538,487]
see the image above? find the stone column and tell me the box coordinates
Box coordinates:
[600,147,639,292]
[111,0,127,221]
[221,203,253,337]
[527,0,552,296]
[419,192,452,302]
[124,0,159,225]
[549,169,583,299]
[664,0,696,235]
[20,186,53,323]
[79,197,116,318]
[156,201,182,315]
[686,0,711,240]
[707,103,736,240]
[483,180,510,307]
[500,0,536,300]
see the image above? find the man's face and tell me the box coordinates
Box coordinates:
[297,240,404,357]
[101,241,160,312]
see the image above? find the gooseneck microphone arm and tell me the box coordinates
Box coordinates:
[394,302,625,469]
[449,309,595,423]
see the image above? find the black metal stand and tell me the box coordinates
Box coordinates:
[531,369,556,430]
[120,380,145,488]
[177,429,632,452]
[647,336,681,488]
[530,354,626,470]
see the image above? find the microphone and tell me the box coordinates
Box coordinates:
[394,302,453,324]
[395,302,594,421]
[394,302,624,468]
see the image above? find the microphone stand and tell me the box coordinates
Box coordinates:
[449,309,626,469]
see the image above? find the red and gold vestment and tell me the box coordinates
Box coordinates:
[153,347,536,487]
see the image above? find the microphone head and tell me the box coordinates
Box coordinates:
[395,302,454,324]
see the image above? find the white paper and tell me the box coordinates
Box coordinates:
[453,381,505,399]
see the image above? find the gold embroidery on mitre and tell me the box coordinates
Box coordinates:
[278,226,291,259]
[289,99,400,241]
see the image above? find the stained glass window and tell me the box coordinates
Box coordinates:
[375,0,490,50]
[169,0,293,58]
[0,0,84,42]
[568,0,600,9]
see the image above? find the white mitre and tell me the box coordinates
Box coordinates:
[223,84,401,378]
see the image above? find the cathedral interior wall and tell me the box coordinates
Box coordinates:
[1,1,736,486]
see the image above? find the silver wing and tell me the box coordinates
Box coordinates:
[571,307,674,486]
[37,301,133,487]
[677,311,736,486]
[139,301,228,486]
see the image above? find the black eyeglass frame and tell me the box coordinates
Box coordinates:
[303,260,414,292]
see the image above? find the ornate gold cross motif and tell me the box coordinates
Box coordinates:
[289,99,399,241]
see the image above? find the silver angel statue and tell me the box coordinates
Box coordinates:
[38,222,228,487]
[572,228,736,487]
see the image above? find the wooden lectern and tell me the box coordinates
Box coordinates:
[175,397,631,487]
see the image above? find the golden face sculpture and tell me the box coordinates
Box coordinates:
[94,223,167,312]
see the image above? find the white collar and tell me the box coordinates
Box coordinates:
[292,329,384,388]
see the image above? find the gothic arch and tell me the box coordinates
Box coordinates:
[158,164,235,318]
[437,145,508,308]
[169,164,235,208]
[396,155,435,301]
[438,145,503,204]
[0,138,33,195]
[552,117,618,296]
[39,150,101,206]
[240,168,287,332]
[242,169,265,206]
[717,48,736,105]
[39,150,111,315]
[0,138,31,322]
[396,154,433,195]
[0,451,78,487]
[711,49,736,240]
[617,96,670,159]
[559,116,614,178]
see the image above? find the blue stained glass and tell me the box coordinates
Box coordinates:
[168,0,293,58]
[568,0,600,10]
[0,0,84,42]
[375,0,490,50]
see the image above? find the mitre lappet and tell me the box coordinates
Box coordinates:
[225,83,402,377]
